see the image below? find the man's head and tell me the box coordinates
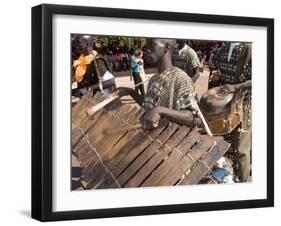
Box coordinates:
[176,39,187,50]
[146,39,176,66]
[73,35,96,55]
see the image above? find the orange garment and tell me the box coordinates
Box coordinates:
[73,50,97,82]
[115,53,123,62]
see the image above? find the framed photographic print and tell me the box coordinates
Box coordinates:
[31,4,274,221]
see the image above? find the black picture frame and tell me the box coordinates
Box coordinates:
[31,3,274,222]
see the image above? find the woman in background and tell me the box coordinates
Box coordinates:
[131,49,145,96]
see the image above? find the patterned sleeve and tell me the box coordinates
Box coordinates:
[174,72,197,113]
[187,48,200,70]
[146,75,155,91]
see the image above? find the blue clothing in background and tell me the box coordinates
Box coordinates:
[132,57,141,73]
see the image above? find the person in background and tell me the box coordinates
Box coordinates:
[72,35,98,86]
[114,50,123,72]
[139,52,146,85]
[209,42,252,86]
[72,35,115,97]
[172,40,201,82]
[122,50,129,71]
[131,49,145,96]
[208,42,252,182]
[106,51,115,72]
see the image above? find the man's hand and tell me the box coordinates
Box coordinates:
[116,87,133,97]
[216,80,251,96]
[143,106,162,130]
[209,70,221,82]
[216,84,236,96]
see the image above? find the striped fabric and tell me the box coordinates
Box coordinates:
[172,45,200,77]
[143,67,197,114]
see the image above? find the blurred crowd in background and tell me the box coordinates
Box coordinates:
[71,35,221,73]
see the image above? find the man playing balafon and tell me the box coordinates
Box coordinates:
[117,39,202,129]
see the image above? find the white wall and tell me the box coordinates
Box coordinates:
[0,0,279,225]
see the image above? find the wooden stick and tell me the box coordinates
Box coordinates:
[86,93,119,116]
[86,75,152,117]
[193,101,213,137]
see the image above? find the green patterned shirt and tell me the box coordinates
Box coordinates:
[143,67,197,113]
[172,45,200,77]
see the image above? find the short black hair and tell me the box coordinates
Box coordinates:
[156,39,177,49]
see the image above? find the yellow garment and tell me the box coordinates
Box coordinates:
[73,50,97,82]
